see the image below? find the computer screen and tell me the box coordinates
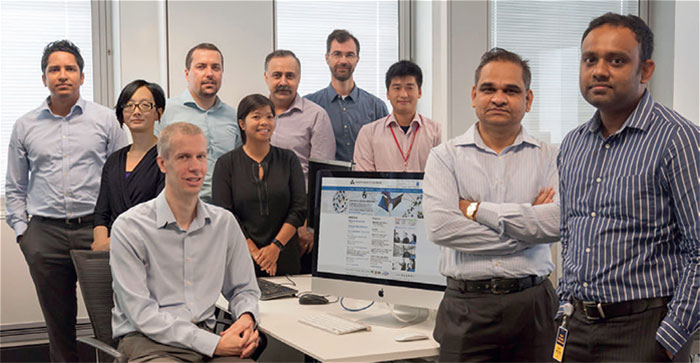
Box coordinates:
[307,158,352,231]
[311,170,446,311]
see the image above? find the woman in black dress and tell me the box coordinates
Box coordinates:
[91,80,166,250]
[212,94,306,276]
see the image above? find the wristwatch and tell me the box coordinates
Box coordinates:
[466,202,480,221]
[271,238,285,251]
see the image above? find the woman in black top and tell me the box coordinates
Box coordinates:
[92,80,166,250]
[212,94,306,276]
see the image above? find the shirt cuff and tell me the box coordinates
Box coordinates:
[656,310,692,356]
[192,328,221,357]
[13,221,28,238]
[475,202,500,232]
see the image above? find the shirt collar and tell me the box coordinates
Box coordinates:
[155,190,211,232]
[326,83,359,103]
[277,94,303,116]
[585,90,654,136]
[455,123,541,149]
[40,96,86,119]
[384,113,423,129]
[181,89,222,112]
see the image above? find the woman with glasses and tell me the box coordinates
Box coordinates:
[212,94,306,276]
[91,80,166,251]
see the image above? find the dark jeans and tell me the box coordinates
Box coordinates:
[558,302,693,362]
[19,217,93,362]
[433,279,558,362]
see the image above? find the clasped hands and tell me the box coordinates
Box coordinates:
[249,242,280,276]
[214,313,259,358]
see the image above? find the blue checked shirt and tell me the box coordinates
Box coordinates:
[557,90,700,355]
[306,83,388,162]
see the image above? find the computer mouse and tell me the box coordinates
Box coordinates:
[394,331,429,342]
[298,293,329,305]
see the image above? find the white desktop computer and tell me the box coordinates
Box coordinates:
[311,170,446,326]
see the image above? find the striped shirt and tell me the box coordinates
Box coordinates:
[557,90,700,355]
[423,124,560,280]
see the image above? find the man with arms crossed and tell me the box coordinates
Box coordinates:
[354,60,441,172]
[264,49,335,259]
[111,122,261,361]
[5,40,128,361]
[156,43,241,202]
[306,29,389,162]
[423,48,559,362]
[557,13,699,361]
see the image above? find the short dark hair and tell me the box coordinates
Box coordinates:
[185,43,224,70]
[474,48,531,90]
[264,49,301,73]
[326,29,360,55]
[41,40,84,74]
[237,94,276,145]
[582,12,654,63]
[115,79,167,126]
[385,60,423,90]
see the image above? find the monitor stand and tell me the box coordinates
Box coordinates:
[358,304,431,329]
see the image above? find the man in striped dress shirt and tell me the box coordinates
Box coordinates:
[557,13,699,361]
[424,48,560,362]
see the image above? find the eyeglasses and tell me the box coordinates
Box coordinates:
[330,51,357,60]
[123,101,155,113]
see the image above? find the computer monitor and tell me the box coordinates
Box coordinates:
[311,170,446,324]
[307,158,352,231]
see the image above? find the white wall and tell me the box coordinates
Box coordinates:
[672,0,700,124]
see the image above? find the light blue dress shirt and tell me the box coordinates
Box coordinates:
[558,90,700,355]
[423,124,560,280]
[306,83,388,162]
[5,97,128,237]
[155,90,241,202]
[110,191,260,357]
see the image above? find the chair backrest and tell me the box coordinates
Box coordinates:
[70,250,117,349]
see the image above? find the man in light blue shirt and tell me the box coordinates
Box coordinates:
[423,48,559,362]
[111,122,261,361]
[5,40,128,361]
[305,29,388,162]
[156,43,241,202]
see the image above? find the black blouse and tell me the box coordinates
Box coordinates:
[94,145,164,230]
[212,146,307,276]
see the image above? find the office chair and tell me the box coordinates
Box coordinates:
[70,250,122,362]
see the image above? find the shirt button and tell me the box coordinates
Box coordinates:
[591,212,597,217]
[346,142,351,146]
[596,177,602,183]
[585,248,591,253]
[604,144,611,149]
[343,108,347,111]
[583,282,589,287]
[344,125,347,128]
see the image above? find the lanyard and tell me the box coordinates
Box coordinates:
[388,115,421,170]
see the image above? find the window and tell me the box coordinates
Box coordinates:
[490,1,639,144]
[0,1,94,195]
[275,0,399,108]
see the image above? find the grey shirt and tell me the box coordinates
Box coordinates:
[110,191,260,357]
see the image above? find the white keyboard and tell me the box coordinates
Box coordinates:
[299,313,371,335]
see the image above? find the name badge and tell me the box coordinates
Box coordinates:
[552,326,568,362]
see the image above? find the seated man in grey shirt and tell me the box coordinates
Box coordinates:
[110,122,261,361]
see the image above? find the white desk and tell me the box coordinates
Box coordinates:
[218,275,440,362]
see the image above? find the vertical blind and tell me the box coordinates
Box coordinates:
[490,0,639,144]
[1,0,94,196]
[275,0,399,110]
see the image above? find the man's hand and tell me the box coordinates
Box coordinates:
[256,245,280,276]
[214,313,259,357]
[298,226,314,255]
[91,236,110,251]
[533,187,555,205]
[16,235,23,244]
[666,349,673,360]
[458,199,473,217]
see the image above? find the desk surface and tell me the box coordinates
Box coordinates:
[218,275,440,362]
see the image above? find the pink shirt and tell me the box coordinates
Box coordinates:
[353,113,441,172]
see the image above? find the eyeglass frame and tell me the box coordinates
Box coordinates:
[122,101,156,113]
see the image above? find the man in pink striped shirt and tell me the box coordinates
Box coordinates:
[353,61,441,172]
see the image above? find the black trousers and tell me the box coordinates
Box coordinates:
[433,279,558,362]
[559,302,693,362]
[19,217,92,362]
